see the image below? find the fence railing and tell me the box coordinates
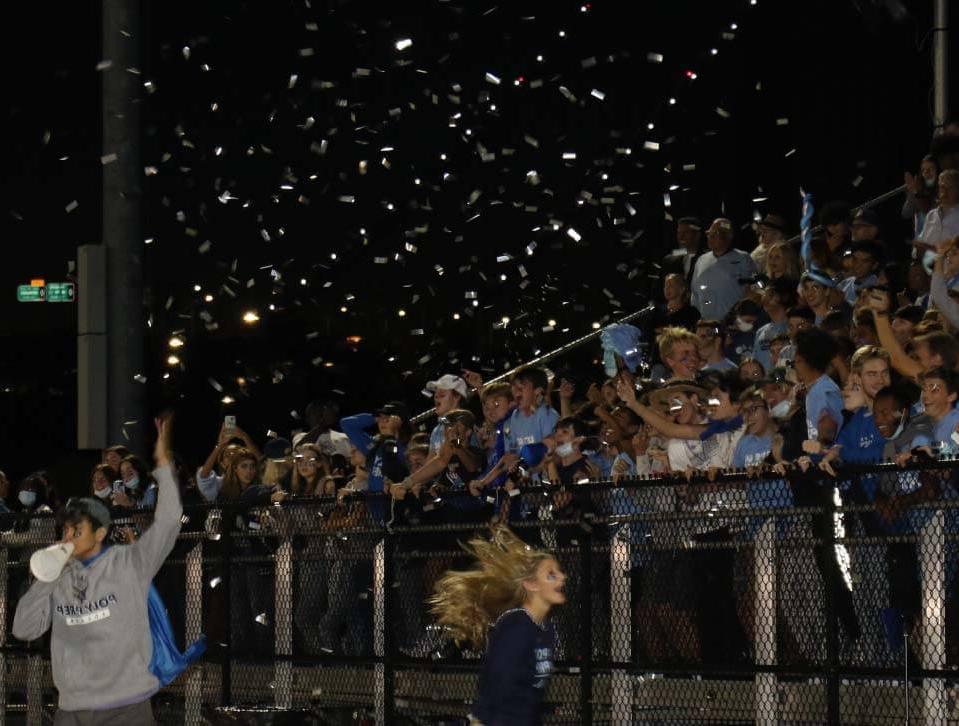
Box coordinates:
[2,458,959,724]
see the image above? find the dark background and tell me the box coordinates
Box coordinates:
[0,0,948,489]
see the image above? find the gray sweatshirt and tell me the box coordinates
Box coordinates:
[12,464,183,711]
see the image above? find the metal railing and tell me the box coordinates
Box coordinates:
[1,457,956,724]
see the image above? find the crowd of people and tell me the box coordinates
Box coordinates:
[5,140,959,673]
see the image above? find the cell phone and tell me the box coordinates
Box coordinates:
[112,480,125,495]
[224,415,236,430]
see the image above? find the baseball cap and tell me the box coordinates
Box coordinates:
[425,374,469,399]
[63,497,112,531]
[800,267,838,289]
[375,400,411,421]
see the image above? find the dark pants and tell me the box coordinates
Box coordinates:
[54,700,153,726]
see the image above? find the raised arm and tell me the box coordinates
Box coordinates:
[616,379,706,440]
[126,416,183,582]
[868,289,923,381]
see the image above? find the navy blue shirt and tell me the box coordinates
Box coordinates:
[473,609,555,726]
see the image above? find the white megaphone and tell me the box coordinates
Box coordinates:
[30,542,75,583]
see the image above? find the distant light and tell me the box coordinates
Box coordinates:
[439,153,447,161]
[340,306,348,313]
[501,316,510,324]
[222,395,235,404]
[536,55,544,62]
[395,38,413,51]
[346,335,362,344]
[204,294,214,302]
[453,313,460,320]
[592,322,601,330]
[500,274,507,281]
[548,319,557,326]
[166,355,180,366]
[300,278,308,286]
[168,336,184,349]
[268,304,275,311]
[558,30,566,37]
[242,311,260,324]
[668,97,676,105]
[710,48,718,56]
[193,284,202,292]
[685,70,697,80]
[647,122,655,130]
[397,309,406,317]
[359,227,366,235]
[237,377,246,386]
[323,361,334,368]
[730,22,739,29]
[330,252,337,260]
[30,279,45,288]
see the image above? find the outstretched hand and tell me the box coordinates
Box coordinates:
[154,413,174,468]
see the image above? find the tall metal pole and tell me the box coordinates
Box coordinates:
[934,0,949,133]
[102,0,146,453]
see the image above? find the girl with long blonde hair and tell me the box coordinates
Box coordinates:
[430,526,566,725]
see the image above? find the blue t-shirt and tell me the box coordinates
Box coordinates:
[429,421,446,453]
[752,320,788,371]
[805,375,843,442]
[734,433,792,538]
[504,405,559,453]
[911,407,959,452]
[833,407,886,502]
[732,433,773,468]
[473,609,555,726]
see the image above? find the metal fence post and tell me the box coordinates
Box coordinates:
[220,506,232,706]
[27,654,42,726]
[920,509,946,726]
[274,537,293,709]
[373,535,386,726]
[184,540,203,724]
[754,518,777,726]
[610,523,632,725]
[579,525,593,724]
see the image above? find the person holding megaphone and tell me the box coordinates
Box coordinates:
[13,415,184,725]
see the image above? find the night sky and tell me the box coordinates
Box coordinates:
[0,0,948,485]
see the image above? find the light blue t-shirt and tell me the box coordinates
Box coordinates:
[690,248,757,320]
[504,404,559,453]
[429,421,446,453]
[752,320,788,371]
[732,433,773,468]
[805,375,843,442]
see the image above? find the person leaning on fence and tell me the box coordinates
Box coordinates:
[12,415,182,726]
[431,525,566,726]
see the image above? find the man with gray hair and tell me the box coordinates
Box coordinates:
[690,218,758,320]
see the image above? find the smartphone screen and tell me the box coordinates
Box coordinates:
[224,415,237,430]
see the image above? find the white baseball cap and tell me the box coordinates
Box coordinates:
[425,374,469,399]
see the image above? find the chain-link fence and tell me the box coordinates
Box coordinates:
[3,460,959,724]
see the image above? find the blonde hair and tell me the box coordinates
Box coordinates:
[765,241,801,280]
[850,345,891,373]
[657,326,698,361]
[430,526,556,647]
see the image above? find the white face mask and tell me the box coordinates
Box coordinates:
[555,442,575,457]
[735,316,754,333]
[890,415,906,441]
[925,176,937,188]
[770,400,791,419]
[18,490,37,508]
[125,476,140,490]
[94,486,112,500]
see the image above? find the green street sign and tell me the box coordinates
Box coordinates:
[17,285,45,302]
[46,282,75,303]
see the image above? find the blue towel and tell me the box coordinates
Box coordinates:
[148,584,207,687]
